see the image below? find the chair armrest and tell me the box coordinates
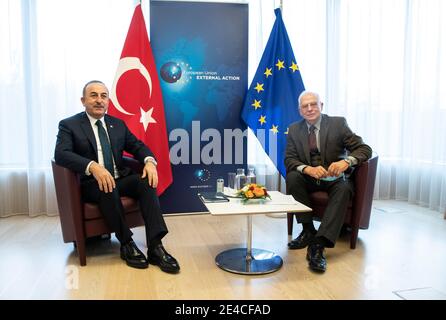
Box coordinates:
[51,160,84,243]
[352,154,379,229]
[123,156,144,174]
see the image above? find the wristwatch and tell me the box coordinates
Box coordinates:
[145,157,158,166]
[343,158,353,167]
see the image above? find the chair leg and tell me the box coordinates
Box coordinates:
[76,239,87,266]
[350,226,359,249]
[287,213,294,235]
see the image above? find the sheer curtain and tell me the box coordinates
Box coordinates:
[1,0,445,217]
[325,0,446,212]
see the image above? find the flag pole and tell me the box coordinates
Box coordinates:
[271,0,283,193]
[268,0,288,219]
[278,0,283,191]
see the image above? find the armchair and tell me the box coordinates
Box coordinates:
[287,154,378,249]
[51,157,145,266]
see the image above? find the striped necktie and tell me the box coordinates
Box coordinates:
[308,125,318,153]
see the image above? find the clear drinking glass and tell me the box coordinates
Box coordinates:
[228,172,236,190]
[235,168,246,190]
[247,167,256,184]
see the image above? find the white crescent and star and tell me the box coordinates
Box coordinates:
[110,57,156,132]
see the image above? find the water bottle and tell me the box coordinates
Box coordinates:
[235,168,246,190]
[246,167,256,184]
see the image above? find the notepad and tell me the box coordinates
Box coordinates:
[198,192,230,203]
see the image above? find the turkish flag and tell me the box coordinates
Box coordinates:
[108,4,172,195]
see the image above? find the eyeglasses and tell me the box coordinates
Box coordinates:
[299,102,320,110]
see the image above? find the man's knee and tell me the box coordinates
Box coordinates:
[331,180,354,198]
[138,177,157,194]
[99,188,121,201]
[286,170,306,194]
[82,181,120,203]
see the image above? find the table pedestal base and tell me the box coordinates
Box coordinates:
[215,248,283,275]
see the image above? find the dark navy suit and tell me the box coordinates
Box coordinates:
[55,112,167,245]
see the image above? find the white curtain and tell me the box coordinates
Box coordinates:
[325,0,446,211]
[1,0,445,217]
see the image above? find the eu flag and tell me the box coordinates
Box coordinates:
[241,8,305,178]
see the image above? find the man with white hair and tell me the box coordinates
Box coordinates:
[285,91,372,272]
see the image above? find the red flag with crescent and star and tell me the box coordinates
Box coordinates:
[108,4,172,195]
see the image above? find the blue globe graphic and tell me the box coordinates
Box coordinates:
[194,169,210,182]
[160,62,182,83]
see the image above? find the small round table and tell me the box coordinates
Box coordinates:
[200,190,312,275]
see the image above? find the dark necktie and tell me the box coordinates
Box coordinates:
[95,120,114,175]
[308,125,318,153]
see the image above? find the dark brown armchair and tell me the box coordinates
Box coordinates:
[51,157,145,266]
[287,154,378,249]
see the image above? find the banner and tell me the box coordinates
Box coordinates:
[241,8,305,178]
[108,4,173,195]
[150,1,248,213]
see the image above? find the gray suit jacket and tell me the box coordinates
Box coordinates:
[284,114,372,174]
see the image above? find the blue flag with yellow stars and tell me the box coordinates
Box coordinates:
[241,8,305,178]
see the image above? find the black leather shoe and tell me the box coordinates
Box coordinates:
[288,230,315,249]
[147,244,180,274]
[306,243,327,272]
[120,240,148,269]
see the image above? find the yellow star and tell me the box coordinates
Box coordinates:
[284,127,289,135]
[254,82,264,93]
[251,99,261,110]
[264,67,273,78]
[258,115,266,125]
[289,61,299,72]
[271,125,279,134]
[276,59,285,70]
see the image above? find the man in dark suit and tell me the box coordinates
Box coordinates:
[285,91,372,272]
[54,80,180,273]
